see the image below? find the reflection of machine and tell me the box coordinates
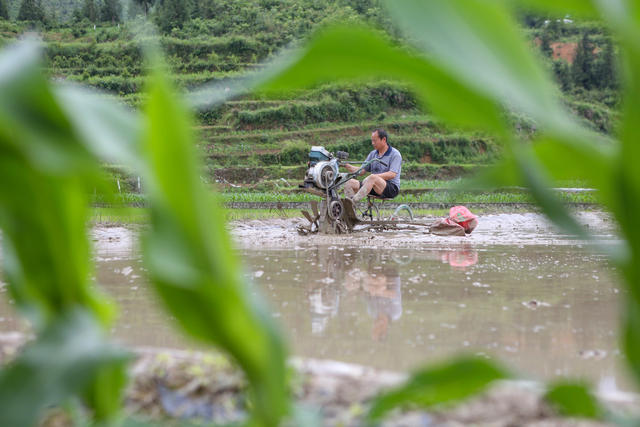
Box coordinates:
[308,286,340,335]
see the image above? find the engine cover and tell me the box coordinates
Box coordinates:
[305,160,338,189]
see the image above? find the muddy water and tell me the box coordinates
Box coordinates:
[248,244,623,389]
[0,213,630,394]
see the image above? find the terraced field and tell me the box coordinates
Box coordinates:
[0,8,617,208]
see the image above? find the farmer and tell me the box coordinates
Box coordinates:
[343,129,402,205]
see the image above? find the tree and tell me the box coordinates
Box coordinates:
[155,0,188,32]
[101,0,122,23]
[552,60,572,92]
[82,0,99,22]
[571,32,596,90]
[17,0,46,23]
[132,0,154,16]
[540,27,553,58]
[595,38,617,89]
[0,0,8,20]
[197,0,220,19]
[547,18,561,38]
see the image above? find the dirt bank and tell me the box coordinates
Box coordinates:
[0,333,628,427]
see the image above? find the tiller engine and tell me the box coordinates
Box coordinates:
[298,146,390,234]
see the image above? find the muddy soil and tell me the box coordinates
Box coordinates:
[0,333,628,427]
[230,211,619,250]
[6,211,631,426]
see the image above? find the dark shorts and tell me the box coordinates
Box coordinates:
[360,181,399,199]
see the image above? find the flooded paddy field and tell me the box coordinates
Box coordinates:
[0,211,631,396]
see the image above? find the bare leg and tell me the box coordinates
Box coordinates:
[344,179,360,198]
[353,175,387,202]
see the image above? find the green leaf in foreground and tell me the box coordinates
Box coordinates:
[385,0,563,129]
[0,309,129,427]
[513,0,599,18]
[544,382,603,419]
[367,356,509,422]
[141,63,288,426]
[258,25,506,133]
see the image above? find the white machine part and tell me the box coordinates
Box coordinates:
[306,160,337,189]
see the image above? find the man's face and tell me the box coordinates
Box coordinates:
[371,131,385,151]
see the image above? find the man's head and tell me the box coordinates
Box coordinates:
[371,128,388,151]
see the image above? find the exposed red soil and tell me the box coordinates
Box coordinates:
[533,39,600,64]
[550,41,578,63]
[420,153,432,163]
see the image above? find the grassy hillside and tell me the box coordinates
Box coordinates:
[0,2,621,198]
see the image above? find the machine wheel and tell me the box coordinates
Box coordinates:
[361,202,379,222]
[320,165,335,188]
[328,200,343,220]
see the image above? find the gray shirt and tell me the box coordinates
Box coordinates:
[364,145,402,188]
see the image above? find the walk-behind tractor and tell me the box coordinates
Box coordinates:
[297,146,420,235]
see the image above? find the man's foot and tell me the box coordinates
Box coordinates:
[343,197,359,223]
[346,196,359,210]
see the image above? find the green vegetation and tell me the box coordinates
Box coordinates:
[17,0,45,23]
[0,0,9,19]
[0,39,288,426]
[91,206,149,223]
[0,0,622,194]
[1,0,638,425]
[252,0,637,422]
[218,189,597,204]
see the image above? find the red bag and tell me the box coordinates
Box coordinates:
[430,206,478,236]
[448,206,478,234]
[430,218,466,236]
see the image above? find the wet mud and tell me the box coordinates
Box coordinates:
[230,211,619,249]
[0,211,635,425]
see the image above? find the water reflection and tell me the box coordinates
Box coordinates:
[0,229,626,390]
[344,265,402,341]
[243,243,624,389]
[442,246,478,269]
[419,245,479,269]
[308,284,339,335]
[307,250,409,340]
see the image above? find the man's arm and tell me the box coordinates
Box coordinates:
[375,171,397,181]
[344,163,365,175]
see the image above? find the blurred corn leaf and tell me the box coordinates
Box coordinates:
[0,40,116,327]
[544,382,603,419]
[259,25,506,132]
[385,0,563,129]
[141,64,288,426]
[54,84,142,168]
[569,0,640,387]
[0,309,129,427]
[366,356,508,422]
[253,0,633,422]
[0,39,131,425]
[515,0,598,17]
[1,36,291,425]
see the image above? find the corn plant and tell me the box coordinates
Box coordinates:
[247,0,636,422]
[0,0,637,425]
[0,39,288,426]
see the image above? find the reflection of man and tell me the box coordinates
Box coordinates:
[343,129,402,204]
[344,266,402,341]
[308,285,340,335]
